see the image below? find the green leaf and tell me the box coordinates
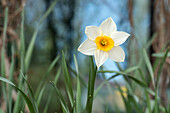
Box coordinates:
[116,84,132,113]
[74,55,79,75]
[128,95,142,113]
[25,0,58,71]
[98,66,139,75]
[145,33,157,49]
[62,51,74,107]
[154,48,169,113]
[145,100,155,113]
[125,75,147,87]
[51,82,70,113]
[115,62,123,71]
[0,77,36,113]
[37,86,45,107]
[137,68,152,113]
[152,52,170,57]
[156,48,169,88]
[0,108,4,113]
[143,49,155,89]
[122,74,155,96]
[74,55,81,113]
[69,65,87,88]
[43,68,61,113]
[20,9,25,72]
[124,66,139,73]
[101,67,155,96]
[107,74,121,81]
[98,70,126,75]
[1,7,8,112]
[13,10,26,113]
[8,45,15,113]
[94,81,106,98]
[21,72,39,113]
[13,79,25,112]
[43,88,53,113]
[105,104,109,113]
[114,105,121,113]
[35,55,60,99]
[103,66,140,81]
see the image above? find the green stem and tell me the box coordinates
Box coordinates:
[85,56,97,113]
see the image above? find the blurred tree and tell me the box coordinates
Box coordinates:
[150,0,170,105]
[44,0,58,61]
[45,0,76,62]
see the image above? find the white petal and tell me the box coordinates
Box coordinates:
[99,17,117,36]
[94,50,108,68]
[108,46,125,62]
[85,26,102,40]
[78,39,97,55]
[111,31,130,46]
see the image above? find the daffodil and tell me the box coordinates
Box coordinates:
[78,17,130,68]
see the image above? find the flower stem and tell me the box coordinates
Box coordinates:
[85,56,97,113]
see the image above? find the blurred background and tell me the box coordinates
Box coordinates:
[0,0,170,112]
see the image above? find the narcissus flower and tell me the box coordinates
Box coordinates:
[78,17,130,68]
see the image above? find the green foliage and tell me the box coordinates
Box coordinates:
[25,0,58,71]
[1,7,8,112]
[74,55,81,113]
[85,57,97,113]
[0,1,169,113]
[143,49,155,89]
[0,77,36,113]
[62,51,74,107]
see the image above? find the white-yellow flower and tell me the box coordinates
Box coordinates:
[78,17,130,68]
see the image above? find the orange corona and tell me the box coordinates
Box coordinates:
[95,35,114,51]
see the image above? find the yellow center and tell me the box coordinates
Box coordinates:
[95,35,114,51]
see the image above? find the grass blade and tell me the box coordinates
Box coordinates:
[152,52,170,57]
[43,68,61,113]
[51,82,70,113]
[98,66,139,75]
[105,104,109,113]
[25,0,58,71]
[20,9,25,72]
[143,49,155,89]
[124,66,139,73]
[35,55,60,99]
[156,48,169,88]
[1,7,8,111]
[69,65,87,88]
[0,77,36,113]
[154,48,169,113]
[98,70,126,75]
[8,46,15,113]
[36,86,45,107]
[116,84,132,113]
[13,9,26,113]
[145,33,157,49]
[94,81,106,98]
[137,68,152,113]
[21,72,39,113]
[128,95,142,113]
[62,51,74,107]
[74,55,81,113]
